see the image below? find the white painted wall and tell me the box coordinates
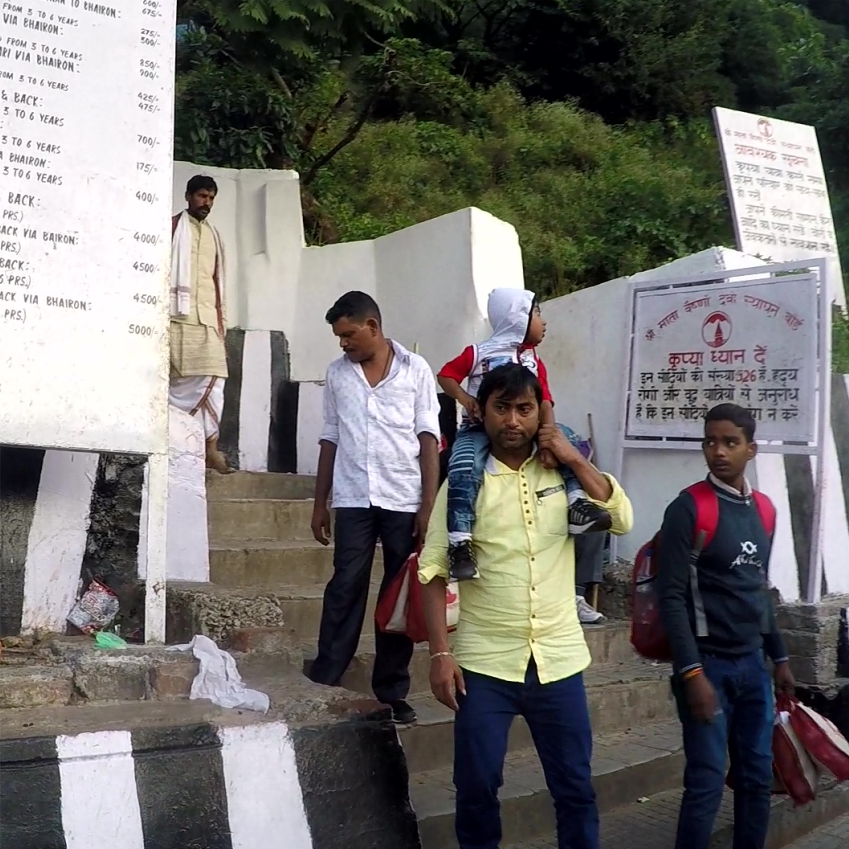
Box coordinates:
[297,382,325,476]
[295,240,378,381]
[19,451,100,634]
[139,409,209,583]
[172,165,524,385]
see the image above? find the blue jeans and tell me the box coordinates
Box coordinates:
[447,423,585,539]
[453,660,598,849]
[672,651,775,849]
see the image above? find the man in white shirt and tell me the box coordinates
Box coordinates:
[308,291,441,724]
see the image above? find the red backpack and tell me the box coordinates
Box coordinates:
[630,480,777,662]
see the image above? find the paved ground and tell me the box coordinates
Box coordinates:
[785,812,849,849]
[505,798,849,849]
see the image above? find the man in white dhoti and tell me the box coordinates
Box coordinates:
[169,174,232,474]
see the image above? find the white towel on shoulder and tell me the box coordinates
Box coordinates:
[170,210,192,318]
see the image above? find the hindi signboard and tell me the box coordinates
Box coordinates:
[626,273,818,442]
[713,107,837,265]
[0,0,176,454]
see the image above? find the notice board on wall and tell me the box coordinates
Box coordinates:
[626,273,819,444]
[0,0,176,454]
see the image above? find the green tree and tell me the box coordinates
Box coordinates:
[313,83,730,293]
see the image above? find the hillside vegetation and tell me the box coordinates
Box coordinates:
[174,0,849,363]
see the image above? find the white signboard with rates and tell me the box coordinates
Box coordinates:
[0,0,177,643]
[0,0,175,454]
[626,272,818,443]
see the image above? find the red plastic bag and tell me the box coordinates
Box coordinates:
[773,699,820,806]
[375,551,457,644]
[784,695,849,782]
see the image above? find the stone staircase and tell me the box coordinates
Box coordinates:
[164,470,849,849]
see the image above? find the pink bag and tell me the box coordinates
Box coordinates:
[772,701,819,806]
[785,696,849,782]
[375,551,458,644]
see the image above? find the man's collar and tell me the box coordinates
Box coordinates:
[388,339,412,363]
[344,339,411,371]
[185,210,208,226]
[708,472,751,498]
[484,444,538,475]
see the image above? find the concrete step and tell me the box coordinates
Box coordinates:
[332,622,638,699]
[399,658,674,774]
[207,498,316,543]
[412,720,685,849]
[0,641,201,708]
[0,656,384,738]
[205,471,316,501]
[166,581,381,648]
[209,540,383,588]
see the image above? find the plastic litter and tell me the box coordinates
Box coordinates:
[167,634,269,713]
[94,631,128,650]
[67,579,120,635]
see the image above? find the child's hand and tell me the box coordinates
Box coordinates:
[539,447,559,469]
[461,394,481,422]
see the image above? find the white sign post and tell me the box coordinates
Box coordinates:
[0,1,177,640]
[616,261,831,602]
[713,106,845,308]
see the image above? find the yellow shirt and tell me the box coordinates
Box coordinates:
[170,215,228,378]
[419,455,633,684]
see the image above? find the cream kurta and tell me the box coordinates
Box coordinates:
[170,215,228,378]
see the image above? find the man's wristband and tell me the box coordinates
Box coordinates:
[681,667,703,682]
[430,651,453,661]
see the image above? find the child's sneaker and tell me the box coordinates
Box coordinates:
[448,541,479,581]
[577,596,605,624]
[568,499,612,535]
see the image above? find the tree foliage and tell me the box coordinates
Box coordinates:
[174,0,849,306]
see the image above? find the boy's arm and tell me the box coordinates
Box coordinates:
[438,346,479,421]
[414,361,442,540]
[656,495,703,675]
[312,370,338,545]
[536,357,556,426]
[762,534,794,692]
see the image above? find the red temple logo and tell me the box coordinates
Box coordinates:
[758,118,774,138]
[702,311,732,348]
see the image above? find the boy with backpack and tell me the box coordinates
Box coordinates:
[655,403,795,849]
[437,288,611,588]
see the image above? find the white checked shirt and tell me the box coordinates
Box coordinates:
[320,340,441,513]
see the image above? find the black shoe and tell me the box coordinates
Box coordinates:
[568,499,612,535]
[389,700,417,725]
[448,541,479,581]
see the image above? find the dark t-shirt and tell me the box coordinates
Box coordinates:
[656,479,788,673]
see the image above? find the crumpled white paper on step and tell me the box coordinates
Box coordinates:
[167,634,269,713]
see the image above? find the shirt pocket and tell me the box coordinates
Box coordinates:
[536,484,569,536]
[374,387,416,430]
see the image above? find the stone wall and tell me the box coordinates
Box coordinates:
[777,595,849,687]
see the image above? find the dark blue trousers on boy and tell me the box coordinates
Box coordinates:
[673,651,774,849]
[453,659,598,849]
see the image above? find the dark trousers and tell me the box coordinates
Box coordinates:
[309,506,415,703]
[672,651,774,849]
[453,660,598,849]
